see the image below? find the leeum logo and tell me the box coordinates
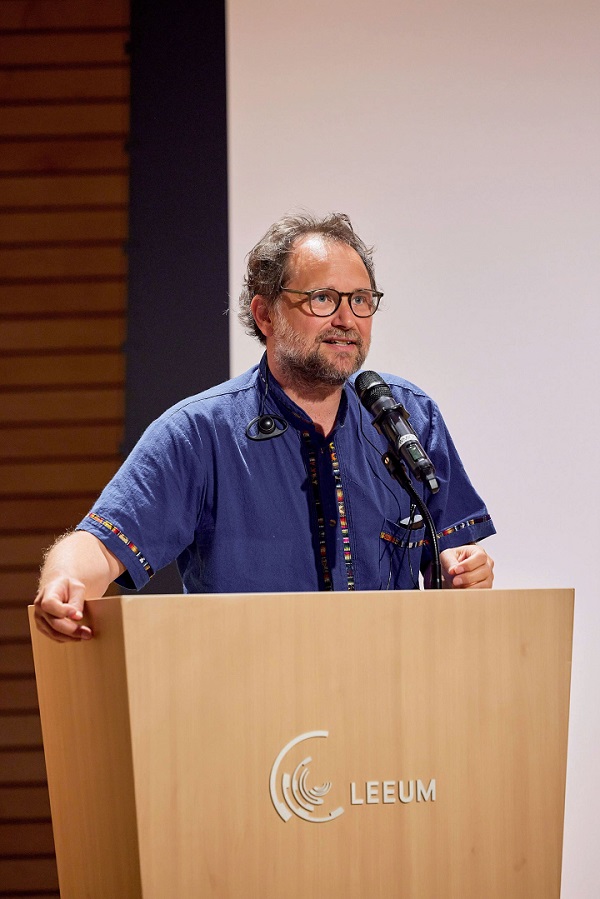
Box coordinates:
[269,730,344,823]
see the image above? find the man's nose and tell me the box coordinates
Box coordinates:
[330,297,354,328]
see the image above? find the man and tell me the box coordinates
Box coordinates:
[34,212,495,642]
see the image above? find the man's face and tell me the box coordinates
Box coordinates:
[268,235,373,389]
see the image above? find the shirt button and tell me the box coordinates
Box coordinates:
[329,519,337,527]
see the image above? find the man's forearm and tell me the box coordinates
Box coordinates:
[39,529,124,598]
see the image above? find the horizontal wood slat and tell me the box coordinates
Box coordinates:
[0,279,125,314]
[0,137,128,175]
[0,680,38,712]
[0,101,129,136]
[0,857,59,893]
[0,245,126,279]
[0,643,34,676]
[0,388,124,422]
[0,7,129,890]
[0,748,46,785]
[0,0,128,30]
[0,173,128,207]
[1,526,102,564]
[0,32,128,67]
[0,208,128,241]
[0,784,50,821]
[0,605,32,640]
[0,354,124,390]
[0,893,58,899]
[0,502,98,552]
[1,459,121,494]
[0,497,97,536]
[0,66,129,102]
[0,715,42,749]
[0,316,125,351]
[0,820,54,854]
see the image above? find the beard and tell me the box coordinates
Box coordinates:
[271,313,369,390]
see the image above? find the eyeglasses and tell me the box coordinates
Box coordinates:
[280,287,383,318]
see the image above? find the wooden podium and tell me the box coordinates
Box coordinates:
[29,588,573,898]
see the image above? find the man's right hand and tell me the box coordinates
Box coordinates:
[33,530,126,642]
[34,576,93,642]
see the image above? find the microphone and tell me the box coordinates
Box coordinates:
[355,371,439,494]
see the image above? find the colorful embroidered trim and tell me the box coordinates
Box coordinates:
[437,514,492,540]
[380,531,427,550]
[381,514,493,550]
[329,441,355,590]
[302,432,332,590]
[87,512,155,576]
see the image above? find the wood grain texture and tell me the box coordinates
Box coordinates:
[0,4,130,893]
[30,589,573,899]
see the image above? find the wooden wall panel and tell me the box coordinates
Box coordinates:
[0,32,128,66]
[0,137,129,173]
[0,280,126,314]
[0,209,128,241]
[0,0,128,29]
[0,353,124,388]
[0,66,129,101]
[0,2,130,894]
[1,173,128,205]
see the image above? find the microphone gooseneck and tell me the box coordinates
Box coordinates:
[355,370,442,590]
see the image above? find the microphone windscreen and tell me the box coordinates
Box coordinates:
[355,371,393,411]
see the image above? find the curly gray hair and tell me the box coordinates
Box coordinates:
[238,211,377,344]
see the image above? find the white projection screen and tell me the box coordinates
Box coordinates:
[227,1,599,895]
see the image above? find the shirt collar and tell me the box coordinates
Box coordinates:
[258,352,350,435]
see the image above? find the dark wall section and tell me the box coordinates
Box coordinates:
[127,1,229,591]
[127,0,229,447]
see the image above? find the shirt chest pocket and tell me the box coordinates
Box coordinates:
[378,516,426,590]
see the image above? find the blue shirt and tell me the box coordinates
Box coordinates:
[78,355,495,593]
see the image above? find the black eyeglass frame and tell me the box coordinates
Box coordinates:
[279,287,383,318]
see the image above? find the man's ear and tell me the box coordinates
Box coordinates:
[250,295,275,339]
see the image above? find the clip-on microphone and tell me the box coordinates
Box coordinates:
[246,413,287,441]
[246,364,288,442]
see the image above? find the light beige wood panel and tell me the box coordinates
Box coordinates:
[0,0,128,28]
[0,102,129,136]
[0,174,128,206]
[0,316,125,350]
[0,388,124,422]
[0,209,128,242]
[0,244,126,278]
[30,589,573,899]
[31,596,143,896]
[0,67,129,101]
[0,32,128,66]
[0,279,125,314]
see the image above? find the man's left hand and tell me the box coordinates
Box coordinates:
[440,544,494,589]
